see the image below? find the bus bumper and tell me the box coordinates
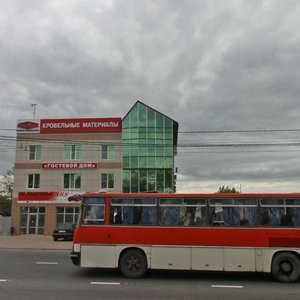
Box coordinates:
[70,251,80,266]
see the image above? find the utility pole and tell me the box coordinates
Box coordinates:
[31,104,37,119]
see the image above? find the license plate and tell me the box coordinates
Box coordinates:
[58,230,66,233]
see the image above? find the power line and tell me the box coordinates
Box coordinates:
[179,129,300,134]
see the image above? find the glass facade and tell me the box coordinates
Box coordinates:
[122,102,177,193]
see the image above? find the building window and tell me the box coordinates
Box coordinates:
[64,173,81,189]
[64,145,82,160]
[20,206,45,235]
[56,207,79,227]
[101,145,115,160]
[28,174,40,189]
[29,145,41,160]
[101,173,114,189]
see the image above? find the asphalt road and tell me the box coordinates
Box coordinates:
[1,249,300,300]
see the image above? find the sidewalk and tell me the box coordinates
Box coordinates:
[0,235,72,250]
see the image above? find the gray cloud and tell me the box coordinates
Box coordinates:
[1,0,300,192]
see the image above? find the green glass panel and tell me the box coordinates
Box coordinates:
[148,170,156,192]
[123,170,130,193]
[157,170,164,192]
[139,127,146,139]
[131,157,138,168]
[147,109,155,128]
[123,116,129,129]
[123,130,130,140]
[139,104,147,126]
[165,169,173,192]
[148,143,155,157]
[108,174,114,189]
[29,146,35,160]
[64,145,71,160]
[101,174,107,189]
[108,145,115,160]
[75,174,81,188]
[165,156,173,168]
[156,113,163,128]
[130,129,138,139]
[156,142,164,156]
[123,157,129,168]
[131,145,138,157]
[156,157,164,168]
[139,145,147,156]
[64,174,69,188]
[165,144,173,156]
[34,174,40,188]
[123,145,130,157]
[76,145,82,160]
[140,170,147,192]
[139,156,147,168]
[165,130,173,143]
[165,118,172,128]
[131,105,139,127]
[36,145,41,160]
[131,170,138,193]
[28,174,33,188]
[148,157,155,168]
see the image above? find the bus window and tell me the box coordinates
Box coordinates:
[183,198,206,226]
[259,198,300,228]
[159,198,181,226]
[110,198,157,225]
[260,199,283,227]
[208,198,260,227]
[82,197,105,225]
[159,198,209,227]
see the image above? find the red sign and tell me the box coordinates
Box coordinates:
[40,118,122,134]
[18,191,85,203]
[17,121,39,131]
[42,162,98,169]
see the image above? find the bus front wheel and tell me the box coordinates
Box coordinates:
[119,249,147,278]
[271,252,300,283]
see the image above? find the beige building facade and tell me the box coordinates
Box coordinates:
[11,118,122,235]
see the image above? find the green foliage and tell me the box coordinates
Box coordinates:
[0,196,11,216]
[217,185,239,194]
[0,169,14,216]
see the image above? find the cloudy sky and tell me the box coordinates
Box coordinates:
[1,0,300,193]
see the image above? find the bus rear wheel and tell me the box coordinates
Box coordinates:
[119,249,147,278]
[271,252,300,283]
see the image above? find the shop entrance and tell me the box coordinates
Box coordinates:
[20,207,45,235]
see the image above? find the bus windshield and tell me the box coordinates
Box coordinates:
[80,197,105,225]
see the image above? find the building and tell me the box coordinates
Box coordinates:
[11,101,178,235]
[122,101,178,193]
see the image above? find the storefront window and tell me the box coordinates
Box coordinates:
[20,206,45,235]
[56,207,79,227]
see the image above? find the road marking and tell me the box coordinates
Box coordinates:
[36,262,58,265]
[90,282,121,286]
[211,285,243,289]
[0,279,8,282]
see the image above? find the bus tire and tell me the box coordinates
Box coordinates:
[271,252,300,283]
[119,249,147,278]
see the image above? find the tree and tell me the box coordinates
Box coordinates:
[0,169,14,216]
[217,185,239,194]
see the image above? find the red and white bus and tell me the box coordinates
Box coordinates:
[70,192,300,282]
